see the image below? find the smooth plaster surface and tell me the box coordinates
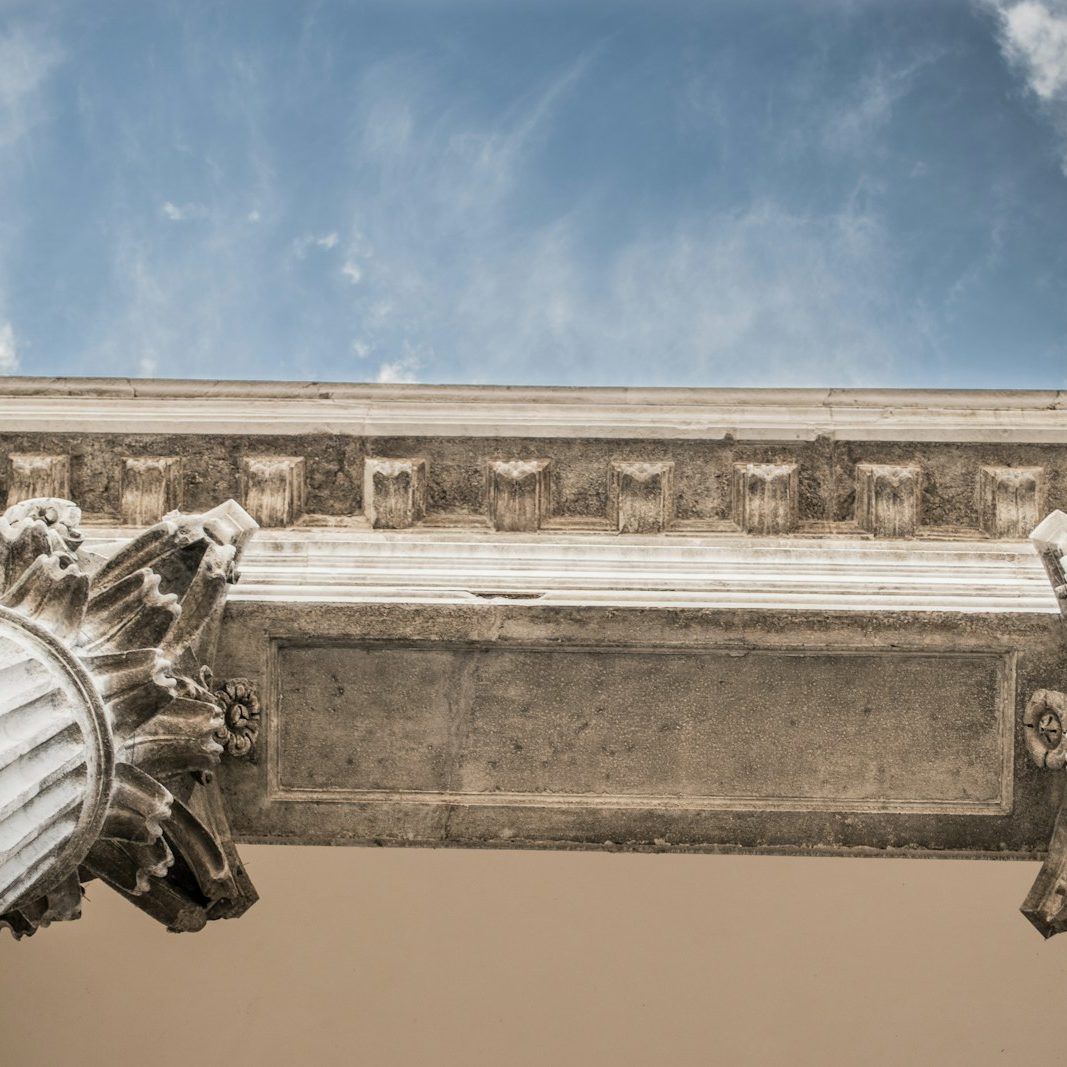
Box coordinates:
[1,844,1065,1067]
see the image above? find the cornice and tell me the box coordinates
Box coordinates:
[2,378,1067,441]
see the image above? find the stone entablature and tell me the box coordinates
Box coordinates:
[7,380,1067,940]
[2,381,1067,538]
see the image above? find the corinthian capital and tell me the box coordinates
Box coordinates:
[0,496,258,936]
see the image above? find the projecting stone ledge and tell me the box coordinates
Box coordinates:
[487,460,550,531]
[855,463,922,538]
[363,458,427,529]
[0,383,1064,538]
[610,461,674,533]
[732,462,798,534]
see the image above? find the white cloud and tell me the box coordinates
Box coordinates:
[989,1,1067,170]
[292,231,340,257]
[0,322,19,373]
[352,339,372,359]
[160,201,206,222]
[247,209,261,223]
[375,359,420,383]
[0,28,63,148]
[373,342,425,383]
[341,261,362,284]
[992,1,1067,100]
[137,355,159,377]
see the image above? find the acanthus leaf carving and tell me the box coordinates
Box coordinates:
[0,495,259,937]
[1024,512,1067,936]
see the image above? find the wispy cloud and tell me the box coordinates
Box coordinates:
[0,322,19,373]
[0,27,62,148]
[292,231,340,256]
[823,50,944,155]
[0,26,61,382]
[3,5,1046,387]
[335,49,902,386]
[160,200,207,222]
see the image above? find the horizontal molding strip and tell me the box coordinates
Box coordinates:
[81,526,1056,613]
[4,379,1067,441]
[265,785,1012,817]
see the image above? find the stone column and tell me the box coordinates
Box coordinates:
[0,496,259,937]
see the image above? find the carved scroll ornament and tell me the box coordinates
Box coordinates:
[1024,511,1067,936]
[0,496,258,936]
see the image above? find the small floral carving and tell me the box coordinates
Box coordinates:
[214,678,261,759]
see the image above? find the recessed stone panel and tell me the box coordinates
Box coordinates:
[271,641,1011,814]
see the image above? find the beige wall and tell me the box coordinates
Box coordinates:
[1,845,1064,1066]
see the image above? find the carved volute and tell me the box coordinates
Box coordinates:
[1024,511,1067,936]
[0,496,258,936]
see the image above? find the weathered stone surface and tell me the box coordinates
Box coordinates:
[487,460,549,532]
[214,598,1057,860]
[363,458,427,529]
[731,462,798,534]
[120,456,182,525]
[0,407,1065,535]
[0,608,110,920]
[273,643,1008,810]
[610,461,674,533]
[7,378,1067,941]
[855,463,922,537]
[0,496,259,937]
[979,466,1044,540]
[240,456,306,527]
[7,454,69,505]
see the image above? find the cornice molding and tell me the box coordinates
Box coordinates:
[2,378,1067,441]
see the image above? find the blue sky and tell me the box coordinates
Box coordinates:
[1,0,1067,387]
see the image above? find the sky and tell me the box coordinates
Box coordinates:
[1,0,1067,388]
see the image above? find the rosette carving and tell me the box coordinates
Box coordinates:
[212,677,260,759]
[0,496,259,936]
